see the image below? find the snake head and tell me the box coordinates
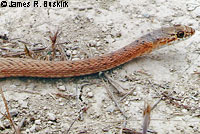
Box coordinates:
[146,25,195,50]
[157,24,195,46]
[173,24,195,39]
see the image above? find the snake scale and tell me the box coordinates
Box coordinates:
[0,25,195,78]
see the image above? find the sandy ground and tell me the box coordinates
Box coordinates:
[0,0,200,134]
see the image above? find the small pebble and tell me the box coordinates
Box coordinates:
[72,50,78,55]
[102,26,108,32]
[105,35,115,43]
[35,125,41,131]
[59,102,65,106]
[106,105,116,113]
[18,100,28,108]
[56,52,60,55]
[3,120,10,128]
[88,40,97,47]
[58,85,66,91]
[79,7,86,11]
[10,84,16,89]
[187,3,199,11]
[194,7,200,17]
[87,7,93,10]
[9,109,18,117]
[14,81,21,86]
[111,30,121,37]
[90,47,96,52]
[29,124,36,132]
[102,127,109,132]
[43,106,48,110]
[47,121,54,125]
[72,58,80,61]
[66,50,71,56]
[47,113,56,121]
[143,13,150,18]
[125,101,129,106]
[35,120,41,125]
[132,91,137,96]
[181,109,188,113]
[22,101,28,108]
[87,92,94,98]
[96,42,101,47]
[0,121,4,130]
[107,21,113,26]
[26,83,36,90]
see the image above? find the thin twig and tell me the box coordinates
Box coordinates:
[162,92,197,110]
[120,88,135,102]
[24,44,33,58]
[66,116,78,134]
[13,89,41,95]
[120,120,127,134]
[55,93,76,99]
[0,88,20,134]
[102,79,128,119]
[17,117,26,131]
[104,73,127,96]
[122,128,142,134]
[1,47,47,57]
[151,98,162,111]
[57,44,67,61]
[66,107,88,134]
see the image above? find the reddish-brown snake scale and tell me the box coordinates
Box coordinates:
[0,25,195,78]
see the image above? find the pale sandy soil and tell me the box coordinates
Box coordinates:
[0,0,200,134]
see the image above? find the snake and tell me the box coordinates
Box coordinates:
[0,25,195,78]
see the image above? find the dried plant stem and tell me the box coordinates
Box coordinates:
[102,79,128,119]
[0,88,20,134]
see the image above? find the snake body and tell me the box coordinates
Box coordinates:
[0,25,195,78]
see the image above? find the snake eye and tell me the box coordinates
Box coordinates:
[177,31,184,38]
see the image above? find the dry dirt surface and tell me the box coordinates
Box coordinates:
[0,0,200,134]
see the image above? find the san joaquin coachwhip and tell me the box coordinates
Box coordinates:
[0,25,195,78]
